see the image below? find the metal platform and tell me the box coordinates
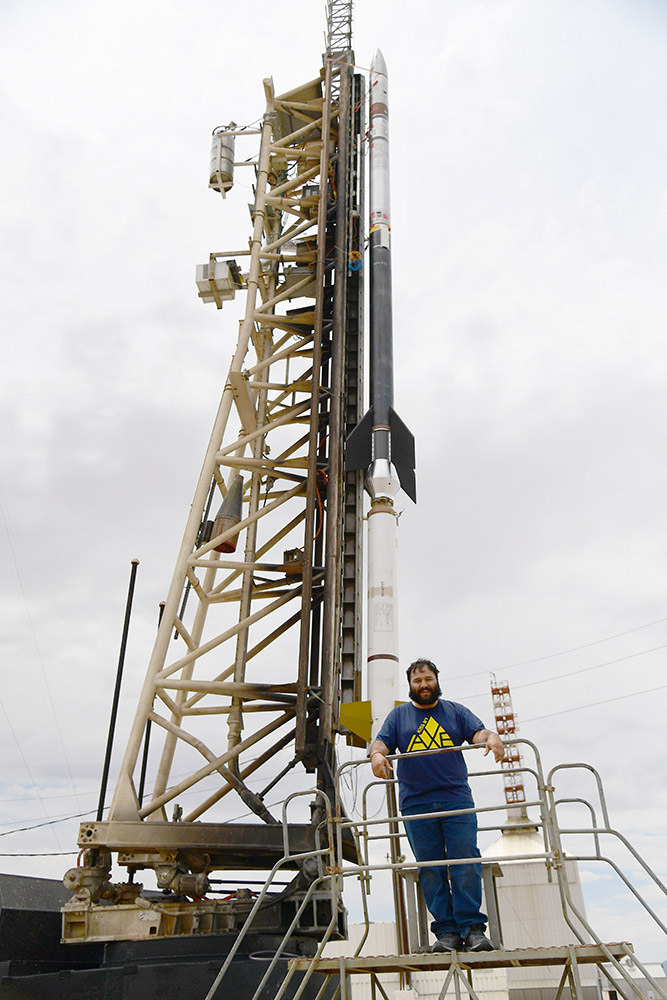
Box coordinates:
[291,944,636,1000]
[291,942,634,974]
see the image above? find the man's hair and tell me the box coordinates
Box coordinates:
[405,658,439,681]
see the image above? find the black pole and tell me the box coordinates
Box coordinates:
[137,600,164,806]
[137,721,152,808]
[96,558,140,822]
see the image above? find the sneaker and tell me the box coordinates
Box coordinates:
[432,933,463,952]
[463,926,494,952]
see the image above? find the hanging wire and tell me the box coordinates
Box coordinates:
[447,615,667,681]
[1,499,81,815]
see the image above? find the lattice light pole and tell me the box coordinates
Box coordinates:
[490,673,528,821]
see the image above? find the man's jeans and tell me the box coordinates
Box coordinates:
[402,801,487,940]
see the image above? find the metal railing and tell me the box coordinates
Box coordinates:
[201,738,667,1000]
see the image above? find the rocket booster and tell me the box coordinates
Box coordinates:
[343,50,416,742]
[346,49,416,502]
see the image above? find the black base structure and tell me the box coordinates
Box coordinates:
[0,875,337,1000]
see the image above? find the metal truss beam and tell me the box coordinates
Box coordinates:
[326,0,353,57]
[65,47,366,941]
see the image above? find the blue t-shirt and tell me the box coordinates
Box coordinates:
[376,700,485,811]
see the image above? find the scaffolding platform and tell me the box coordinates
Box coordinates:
[291,944,638,1000]
[291,942,633,975]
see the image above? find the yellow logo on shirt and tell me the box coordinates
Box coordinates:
[406,715,455,752]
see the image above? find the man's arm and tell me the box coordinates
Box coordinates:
[472,728,505,763]
[368,738,393,778]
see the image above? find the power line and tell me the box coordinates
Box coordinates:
[1,498,82,818]
[523,683,667,722]
[0,851,77,858]
[447,615,667,681]
[0,789,98,804]
[0,750,281,822]
[220,798,285,825]
[0,810,96,837]
[0,699,63,852]
[508,642,666,691]
[457,642,667,703]
[0,760,288,835]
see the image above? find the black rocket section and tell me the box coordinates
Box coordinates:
[345,49,416,502]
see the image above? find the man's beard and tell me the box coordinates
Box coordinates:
[410,681,442,705]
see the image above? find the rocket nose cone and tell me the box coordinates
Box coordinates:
[371,48,387,77]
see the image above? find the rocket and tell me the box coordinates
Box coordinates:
[346,49,416,503]
[345,50,416,740]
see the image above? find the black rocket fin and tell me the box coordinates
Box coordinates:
[345,407,374,472]
[389,407,416,502]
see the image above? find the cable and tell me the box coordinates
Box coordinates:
[0,810,97,837]
[219,798,285,825]
[0,699,63,852]
[510,643,667,691]
[457,641,667,705]
[1,759,295,835]
[1,499,81,814]
[0,789,98,804]
[446,615,667,681]
[523,684,667,723]
[0,851,78,858]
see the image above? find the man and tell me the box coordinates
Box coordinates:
[369,658,505,953]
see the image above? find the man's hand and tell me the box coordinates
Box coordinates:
[370,751,392,779]
[472,729,506,763]
[483,732,506,763]
[368,739,393,779]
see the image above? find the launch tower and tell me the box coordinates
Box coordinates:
[63,0,367,948]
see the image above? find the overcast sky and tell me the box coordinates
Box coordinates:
[1,0,666,961]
